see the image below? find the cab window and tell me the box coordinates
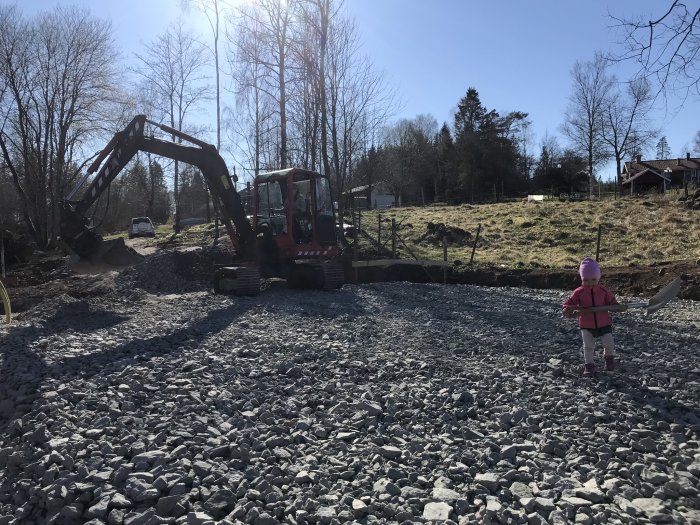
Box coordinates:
[257,181,287,235]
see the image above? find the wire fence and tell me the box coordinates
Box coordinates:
[347,190,700,271]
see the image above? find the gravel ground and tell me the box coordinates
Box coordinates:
[1,261,699,525]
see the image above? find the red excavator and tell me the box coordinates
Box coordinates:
[60,115,344,294]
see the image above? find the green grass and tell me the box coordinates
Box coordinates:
[354,196,700,269]
[103,224,172,242]
[101,196,700,271]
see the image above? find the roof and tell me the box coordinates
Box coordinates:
[623,157,700,177]
[255,167,321,183]
[622,168,671,185]
[345,181,393,195]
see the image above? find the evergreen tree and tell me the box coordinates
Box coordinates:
[453,88,487,202]
[179,166,209,218]
[435,124,456,202]
[656,136,671,159]
[146,161,170,225]
[452,88,528,202]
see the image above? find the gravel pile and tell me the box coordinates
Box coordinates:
[1,277,699,525]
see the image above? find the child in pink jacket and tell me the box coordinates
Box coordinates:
[562,258,627,376]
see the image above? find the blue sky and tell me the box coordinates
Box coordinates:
[16,0,700,182]
[350,1,699,174]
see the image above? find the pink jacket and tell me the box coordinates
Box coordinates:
[563,284,619,329]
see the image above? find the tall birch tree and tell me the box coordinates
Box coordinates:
[134,22,211,231]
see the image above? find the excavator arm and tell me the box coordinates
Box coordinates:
[61,115,256,263]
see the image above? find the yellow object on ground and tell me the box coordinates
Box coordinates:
[0,280,10,324]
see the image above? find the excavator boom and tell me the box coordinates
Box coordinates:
[61,115,344,294]
[61,115,255,265]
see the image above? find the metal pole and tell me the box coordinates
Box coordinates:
[442,236,447,284]
[595,224,602,262]
[1,236,5,279]
[353,206,358,283]
[470,224,481,265]
[358,206,362,237]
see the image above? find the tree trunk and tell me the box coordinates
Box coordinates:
[319,0,331,180]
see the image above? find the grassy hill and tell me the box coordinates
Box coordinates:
[354,196,700,270]
[104,195,699,271]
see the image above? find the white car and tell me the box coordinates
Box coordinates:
[128,217,156,239]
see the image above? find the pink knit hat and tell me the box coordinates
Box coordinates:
[579,257,601,280]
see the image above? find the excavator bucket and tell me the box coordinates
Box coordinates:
[68,238,144,272]
[94,238,144,266]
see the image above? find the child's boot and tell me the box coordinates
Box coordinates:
[582,363,595,377]
[604,355,615,371]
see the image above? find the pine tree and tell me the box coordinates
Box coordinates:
[656,136,671,159]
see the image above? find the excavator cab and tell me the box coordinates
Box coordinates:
[253,168,343,289]
[254,169,337,258]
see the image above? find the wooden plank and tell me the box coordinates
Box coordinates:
[352,259,449,268]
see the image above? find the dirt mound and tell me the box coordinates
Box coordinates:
[448,259,700,301]
[349,258,700,301]
[419,222,472,246]
[0,228,34,265]
[115,245,233,294]
[679,188,700,209]
[3,240,699,320]
[3,245,236,316]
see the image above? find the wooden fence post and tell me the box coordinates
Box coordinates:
[391,218,397,259]
[470,224,481,265]
[377,214,381,249]
[595,224,602,262]
[442,236,447,284]
[358,206,362,237]
[353,206,358,283]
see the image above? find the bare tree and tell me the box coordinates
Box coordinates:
[226,2,279,179]
[287,18,321,171]
[693,130,700,155]
[231,0,295,170]
[332,15,393,208]
[0,5,118,246]
[300,0,394,219]
[182,0,226,151]
[182,0,230,222]
[134,21,212,231]
[226,0,393,220]
[612,2,700,100]
[304,0,332,180]
[562,53,614,198]
[601,77,657,194]
[380,117,436,205]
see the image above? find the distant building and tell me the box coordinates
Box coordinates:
[622,153,700,195]
[344,182,395,209]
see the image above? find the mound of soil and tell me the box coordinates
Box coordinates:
[3,247,699,317]
[418,222,473,246]
[449,260,700,300]
[349,257,700,301]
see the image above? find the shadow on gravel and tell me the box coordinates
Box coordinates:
[367,283,700,433]
[0,306,127,434]
[584,372,700,434]
[0,301,250,436]
[255,284,369,321]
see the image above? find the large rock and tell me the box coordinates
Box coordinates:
[423,502,452,521]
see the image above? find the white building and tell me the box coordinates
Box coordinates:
[345,182,395,209]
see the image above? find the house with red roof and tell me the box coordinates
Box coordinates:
[622,153,700,195]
